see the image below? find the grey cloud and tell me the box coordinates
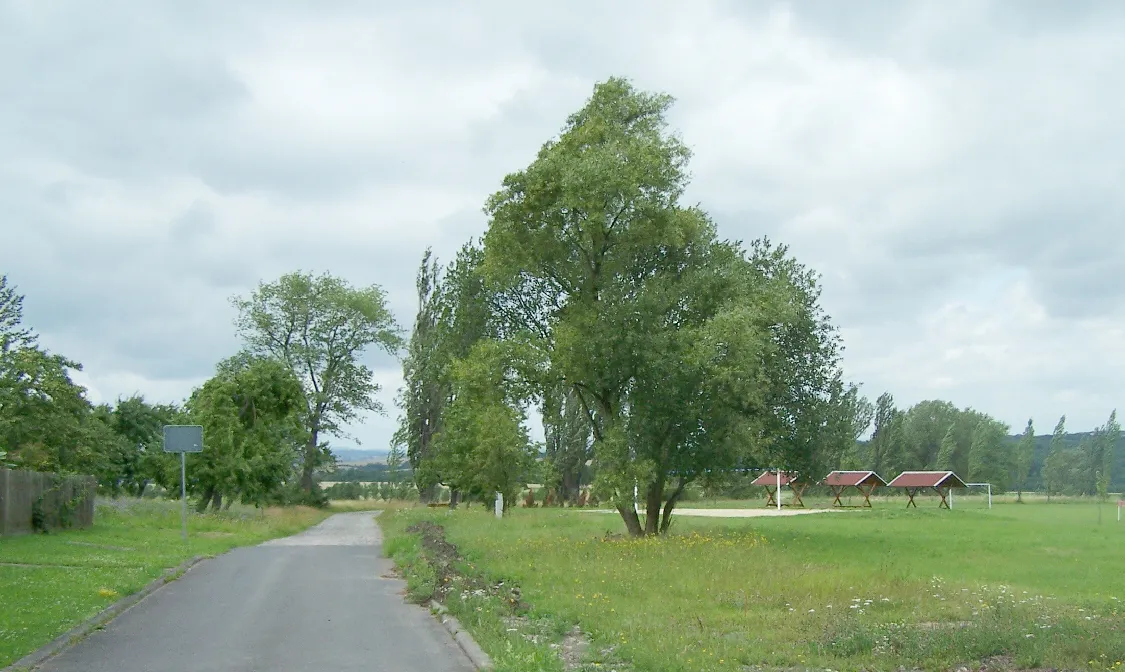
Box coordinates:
[3,0,1124,449]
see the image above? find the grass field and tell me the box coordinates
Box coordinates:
[0,498,330,668]
[381,500,1125,672]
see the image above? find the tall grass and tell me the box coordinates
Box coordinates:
[382,502,1125,671]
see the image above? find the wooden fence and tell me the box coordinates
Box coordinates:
[0,468,97,535]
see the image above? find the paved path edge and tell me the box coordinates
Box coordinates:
[429,601,494,670]
[2,555,209,672]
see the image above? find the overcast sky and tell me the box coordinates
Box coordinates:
[3,0,1122,451]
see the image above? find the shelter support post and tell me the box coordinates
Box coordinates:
[905,487,919,508]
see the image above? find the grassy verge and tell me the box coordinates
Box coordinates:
[380,509,634,672]
[0,498,330,667]
[381,503,1125,671]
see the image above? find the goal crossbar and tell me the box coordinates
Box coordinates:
[956,482,993,509]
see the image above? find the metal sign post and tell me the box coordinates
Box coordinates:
[163,425,203,542]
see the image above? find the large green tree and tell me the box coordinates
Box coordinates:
[185,354,307,510]
[233,271,402,495]
[480,77,843,535]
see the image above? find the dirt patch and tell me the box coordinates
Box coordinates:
[558,625,590,670]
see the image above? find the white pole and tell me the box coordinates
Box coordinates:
[494,492,503,519]
[1117,500,1121,522]
[950,488,954,510]
[987,484,992,509]
[776,469,781,511]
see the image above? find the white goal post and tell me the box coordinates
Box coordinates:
[954,482,992,509]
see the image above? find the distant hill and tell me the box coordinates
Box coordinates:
[330,448,389,465]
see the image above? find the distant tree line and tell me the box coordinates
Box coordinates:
[0,271,403,511]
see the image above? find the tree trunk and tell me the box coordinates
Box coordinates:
[660,481,687,534]
[210,490,223,511]
[643,481,664,536]
[418,483,439,504]
[449,489,461,510]
[617,503,643,537]
[301,427,320,492]
[561,468,582,505]
[196,487,214,513]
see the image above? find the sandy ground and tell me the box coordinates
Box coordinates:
[578,507,853,518]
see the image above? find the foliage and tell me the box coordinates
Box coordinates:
[233,270,403,493]
[395,243,496,502]
[1043,415,1067,500]
[967,416,1012,489]
[184,354,307,510]
[1015,418,1035,500]
[394,249,447,501]
[481,77,847,535]
[430,339,538,509]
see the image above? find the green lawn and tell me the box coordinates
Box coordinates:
[0,498,330,667]
[381,501,1125,672]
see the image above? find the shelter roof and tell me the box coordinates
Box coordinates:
[886,471,967,489]
[751,470,801,486]
[822,470,887,487]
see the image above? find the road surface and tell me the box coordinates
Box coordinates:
[37,512,475,672]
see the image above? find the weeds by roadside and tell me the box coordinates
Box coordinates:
[380,510,634,672]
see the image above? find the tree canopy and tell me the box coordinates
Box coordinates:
[233,271,403,496]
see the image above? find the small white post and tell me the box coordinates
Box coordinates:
[776,469,781,511]
[987,484,992,509]
[950,488,954,510]
[1118,500,1121,522]
[494,492,503,519]
[634,481,639,514]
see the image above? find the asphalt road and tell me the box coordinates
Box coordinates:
[37,512,475,672]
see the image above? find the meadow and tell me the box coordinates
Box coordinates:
[381,499,1125,672]
[0,498,330,668]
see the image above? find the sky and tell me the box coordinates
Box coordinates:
[2,0,1123,452]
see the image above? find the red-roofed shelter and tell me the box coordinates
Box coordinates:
[821,471,887,508]
[886,471,968,509]
[750,470,808,508]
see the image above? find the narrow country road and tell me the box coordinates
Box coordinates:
[37,512,475,672]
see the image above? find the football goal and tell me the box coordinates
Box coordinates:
[952,482,993,509]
